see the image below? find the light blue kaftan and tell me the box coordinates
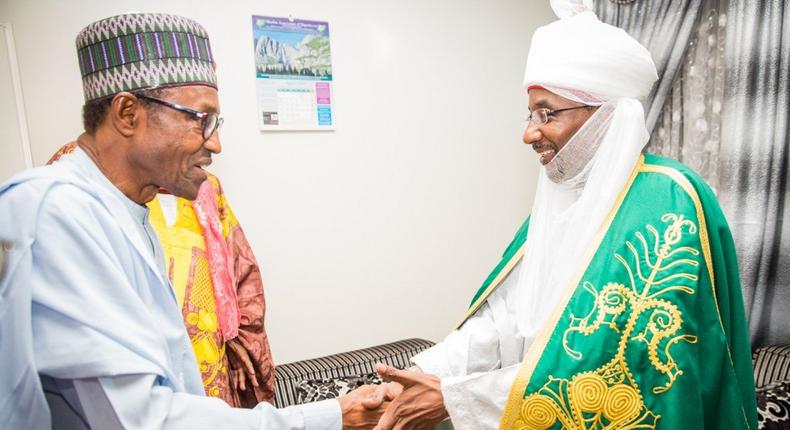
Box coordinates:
[0,147,340,429]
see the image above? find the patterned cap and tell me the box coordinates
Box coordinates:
[76,13,217,102]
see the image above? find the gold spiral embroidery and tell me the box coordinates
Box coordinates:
[603,384,642,423]
[599,284,628,316]
[513,213,700,429]
[570,373,607,412]
[519,395,558,429]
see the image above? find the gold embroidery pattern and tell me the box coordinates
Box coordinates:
[515,214,700,430]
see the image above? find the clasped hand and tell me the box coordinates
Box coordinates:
[339,364,448,430]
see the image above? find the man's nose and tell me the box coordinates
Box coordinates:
[523,123,542,145]
[204,132,222,154]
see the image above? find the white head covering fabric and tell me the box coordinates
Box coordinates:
[523,9,657,102]
[513,1,658,339]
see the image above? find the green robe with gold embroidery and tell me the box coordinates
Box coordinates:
[463,154,757,430]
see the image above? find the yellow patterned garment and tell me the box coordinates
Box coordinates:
[148,183,234,402]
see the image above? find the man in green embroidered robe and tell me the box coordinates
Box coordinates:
[369,3,758,430]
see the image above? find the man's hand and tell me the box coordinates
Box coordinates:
[361,382,403,409]
[373,364,448,430]
[226,337,258,392]
[339,384,395,430]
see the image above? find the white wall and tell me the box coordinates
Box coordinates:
[0,0,553,363]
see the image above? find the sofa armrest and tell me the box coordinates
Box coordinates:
[273,338,435,408]
[754,344,790,388]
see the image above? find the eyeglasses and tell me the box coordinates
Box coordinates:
[136,94,224,141]
[526,105,591,127]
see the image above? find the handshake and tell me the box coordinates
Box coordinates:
[338,364,449,430]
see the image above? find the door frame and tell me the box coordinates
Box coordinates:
[1,22,32,169]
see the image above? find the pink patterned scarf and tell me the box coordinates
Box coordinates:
[194,180,240,341]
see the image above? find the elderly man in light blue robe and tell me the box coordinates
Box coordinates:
[0,13,387,430]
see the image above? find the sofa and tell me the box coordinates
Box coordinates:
[273,338,435,408]
[274,338,790,429]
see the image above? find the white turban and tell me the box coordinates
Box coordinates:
[523,10,657,101]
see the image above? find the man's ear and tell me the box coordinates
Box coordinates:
[108,92,144,137]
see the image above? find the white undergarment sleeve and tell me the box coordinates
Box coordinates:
[411,263,537,430]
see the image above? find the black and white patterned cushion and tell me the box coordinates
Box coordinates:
[295,372,384,404]
[757,380,790,430]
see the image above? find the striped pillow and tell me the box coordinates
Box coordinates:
[754,344,790,388]
[274,338,435,408]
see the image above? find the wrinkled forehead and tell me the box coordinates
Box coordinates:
[166,84,221,112]
[527,85,576,109]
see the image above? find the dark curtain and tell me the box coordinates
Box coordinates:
[595,0,703,133]
[596,0,790,348]
[718,0,790,348]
